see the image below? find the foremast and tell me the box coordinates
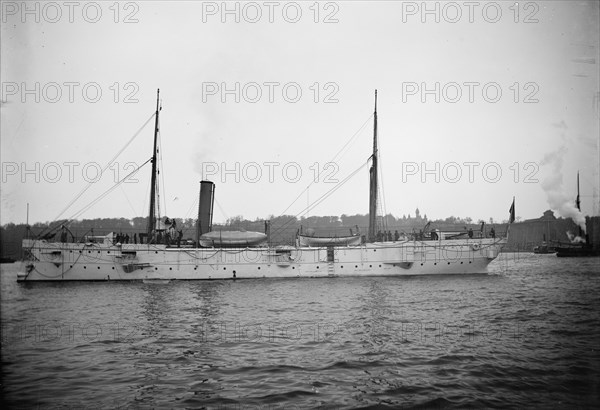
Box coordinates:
[147,89,161,239]
[576,171,583,237]
[576,171,581,211]
[368,90,378,242]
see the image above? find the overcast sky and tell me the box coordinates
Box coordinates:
[1,1,599,226]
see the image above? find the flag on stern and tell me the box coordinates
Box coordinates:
[509,197,515,224]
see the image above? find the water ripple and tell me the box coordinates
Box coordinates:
[2,254,599,408]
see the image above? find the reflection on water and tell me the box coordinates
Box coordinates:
[1,255,599,409]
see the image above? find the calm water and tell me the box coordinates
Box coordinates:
[1,253,599,409]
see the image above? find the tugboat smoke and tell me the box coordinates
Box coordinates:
[566,230,586,244]
[540,145,587,233]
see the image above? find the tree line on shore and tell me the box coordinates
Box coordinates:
[1,210,510,260]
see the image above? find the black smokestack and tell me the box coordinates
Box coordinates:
[197,181,215,244]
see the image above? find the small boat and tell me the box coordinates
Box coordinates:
[297,234,362,247]
[554,173,599,257]
[533,243,556,254]
[199,231,267,248]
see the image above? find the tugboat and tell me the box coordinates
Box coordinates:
[533,243,556,254]
[555,241,600,257]
[554,173,600,257]
[533,234,556,254]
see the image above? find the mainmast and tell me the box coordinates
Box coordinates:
[576,171,581,211]
[368,90,378,242]
[576,171,583,237]
[147,89,160,240]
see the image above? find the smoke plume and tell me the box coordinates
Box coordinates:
[540,145,587,233]
[566,230,586,243]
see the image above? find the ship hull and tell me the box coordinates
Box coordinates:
[555,246,600,257]
[18,238,506,281]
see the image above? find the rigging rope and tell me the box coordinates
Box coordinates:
[330,114,373,164]
[184,194,199,219]
[277,113,373,218]
[301,162,369,218]
[270,160,369,238]
[159,129,167,219]
[52,112,156,224]
[119,184,138,216]
[34,112,157,239]
[66,158,152,222]
[271,113,374,240]
[214,198,229,223]
[140,169,151,223]
[377,122,388,232]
